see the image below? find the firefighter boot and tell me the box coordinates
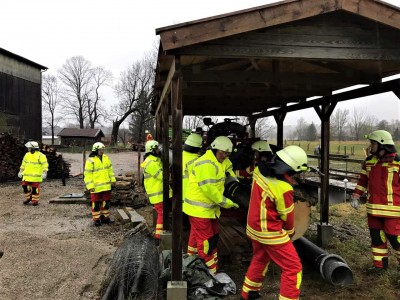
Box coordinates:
[367,257,388,274]
[101,217,114,224]
[94,220,102,227]
[240,291,263,300]
[23,199,31,205]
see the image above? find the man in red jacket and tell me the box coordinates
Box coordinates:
[351,130,400,272]
[241,145,309,300]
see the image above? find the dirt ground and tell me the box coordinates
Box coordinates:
[0,151,153,300]
[2,151,400,300]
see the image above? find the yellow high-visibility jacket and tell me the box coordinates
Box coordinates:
[222,158,237,179]
[183,150,232,219]
[182,151,200,199]
[84,154,116,193]
[20,151,48,183]
[141,154,172,204]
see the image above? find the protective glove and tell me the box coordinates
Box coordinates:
[350,194,360,209]
[42,172,47,179]
[89,188,95,193]
[224,199,239,209]
[18,170,23,178]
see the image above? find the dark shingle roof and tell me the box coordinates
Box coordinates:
[57,128,104,138]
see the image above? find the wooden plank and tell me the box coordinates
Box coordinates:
[124,207,146,226]
[158,0,341,50]
[116,209,130,224]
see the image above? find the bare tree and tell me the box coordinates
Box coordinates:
[331,108,349,141]
[255,117,275,140]
[129,91,155,144]
[112,55,154,145]
[58,56,92,128]
[87,66,112,128]
[183,116,204,131]
[42,74,61,144]
[350,107,368,140]
[295,117,308,140]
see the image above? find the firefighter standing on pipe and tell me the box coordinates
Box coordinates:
[351,130,400,272]
[141,140,172,239]
[182,133,204,255]
[240,145,309,300]
[18,141,48,206]
[183,136,239,273]
[84,142,116,227]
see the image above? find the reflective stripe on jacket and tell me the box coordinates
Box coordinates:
[141,154,172,204]
[354,153,400,217]
[20,151,48,183]
[246,167,295,245]
[84,154,116,193]
[183,150,231,219]
[182,151,200,199]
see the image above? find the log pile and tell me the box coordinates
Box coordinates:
[218,216,253,263]
[0,133,26,182]
[0,134,71,183]
[111,172,147,208]
[41,145,71,180]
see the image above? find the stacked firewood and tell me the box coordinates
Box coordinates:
[0,133,26,182]
[0,134,70,183]
[112,172,147,208]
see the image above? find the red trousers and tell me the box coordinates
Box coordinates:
[90,191,111,221]
[22,181,40,204]
[154,202,164,239]
[241,240,302,300]
[188,216,219,273]
[368,214,400,268]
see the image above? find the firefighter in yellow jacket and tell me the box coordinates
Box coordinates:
[141,140,172,239]
[183,136,239,273]
[182,133,204,255]
[241,145,309,300]
[84,142,116,227]
[18,141,48,206]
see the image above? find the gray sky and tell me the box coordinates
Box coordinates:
[1,0,399,126]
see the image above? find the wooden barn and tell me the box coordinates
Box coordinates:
[0,48,47,141]
[57,128,105,146]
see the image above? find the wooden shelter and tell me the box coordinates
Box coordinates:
[57,128,105,146]
[153,0,400,280]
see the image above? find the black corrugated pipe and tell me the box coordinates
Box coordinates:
[293,237,354,286]
[223,180,251,210]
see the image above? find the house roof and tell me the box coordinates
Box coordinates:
[0,48,48,70]
[154,0,400,117]
[57,128,104,138]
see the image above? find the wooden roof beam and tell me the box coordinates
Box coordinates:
[252,78,400,118]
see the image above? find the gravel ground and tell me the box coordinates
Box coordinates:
[0,151,153,300]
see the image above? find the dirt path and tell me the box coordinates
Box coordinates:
[0,151,148,300]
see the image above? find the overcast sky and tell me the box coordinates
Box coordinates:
[1,0,399,126]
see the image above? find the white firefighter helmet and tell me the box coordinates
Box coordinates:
[145,130,150,134]
[25,141,39,149]
[251,140,272,152]
[185,133,203,148]
[92,142,105,151]
[276,145,309,173]
[210,136,233,153]
[145,140,159,153]
[364,130,394,145]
